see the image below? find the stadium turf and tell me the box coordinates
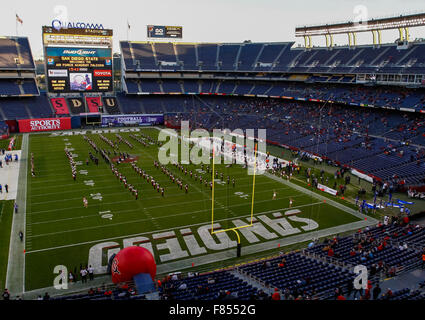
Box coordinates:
[23,128,361,291]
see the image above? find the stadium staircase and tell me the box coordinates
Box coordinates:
[0,106,6,121]
[230,268,275,296]
[24,103,33,119]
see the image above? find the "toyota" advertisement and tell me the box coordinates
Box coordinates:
[18,118,72,133]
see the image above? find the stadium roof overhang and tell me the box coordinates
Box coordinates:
[295,12,425,36]
[295,12,425,48]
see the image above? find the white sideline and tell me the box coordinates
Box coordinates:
[5,134,28,295]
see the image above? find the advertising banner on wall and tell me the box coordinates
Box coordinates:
[18,118,72,133]
[101,114,163,127]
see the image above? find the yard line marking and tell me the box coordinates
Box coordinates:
[29,181,291,206]
[30,190,301,227]
[25,202,324,254]
[28,170,260,192]
[30,189,298,226]
[27,197,316,239]
[30,172,113,184]
[28,186,300,216]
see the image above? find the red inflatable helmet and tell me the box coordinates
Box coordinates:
[111,246,156,283]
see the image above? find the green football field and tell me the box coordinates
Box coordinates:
[23,127,363,291]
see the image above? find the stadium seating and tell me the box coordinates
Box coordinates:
[306,224,423,271]
[50,219,425,301]
[239,251,356,299]
[0,37,35,69]
[122,79,425,111]
[120,40,425,74]
[0,80,21,96]
[155,95,425,187]
[160,270,258,300]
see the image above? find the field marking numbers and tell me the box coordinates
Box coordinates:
[215,179,226,186]
[99,210,113,220]
[235,191,249,199]
[90,193,103,201]
[84,180,95,187]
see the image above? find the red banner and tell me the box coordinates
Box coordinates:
[93,70,112,77]
[50,98,70,115]
[18,118,71,133]
[85,97,102,113]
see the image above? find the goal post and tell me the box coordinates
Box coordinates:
[210,143,258,248]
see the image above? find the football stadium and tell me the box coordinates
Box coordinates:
[1,0,425,308]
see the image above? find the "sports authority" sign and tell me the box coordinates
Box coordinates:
[18,117,72,133]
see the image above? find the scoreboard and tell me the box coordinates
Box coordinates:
[42,26,113,93]
[147,25,183,39]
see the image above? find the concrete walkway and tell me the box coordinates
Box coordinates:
[5,134,29,296]
[22,275,111,300]
[379,268,425,292]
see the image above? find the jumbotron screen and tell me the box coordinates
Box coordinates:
[42,26,113,93]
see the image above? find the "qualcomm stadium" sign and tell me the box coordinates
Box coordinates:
[52,19,105,30]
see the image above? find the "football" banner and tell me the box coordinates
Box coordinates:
[18,118,71,133]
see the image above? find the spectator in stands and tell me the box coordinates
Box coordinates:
[196,285,209,295]
[278,257,286,267]
[2,288,10,300]
[223,291,239,300]
[383,288,393,300]
[256,289,269,300]
[104,289,112,297]
[216,289,226,300]
[336,293,346,300]
[177,282,187,291]
[352,284,363,300]
[271,288,281,300]
[422,251,425,269]
[372,284,381,300]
